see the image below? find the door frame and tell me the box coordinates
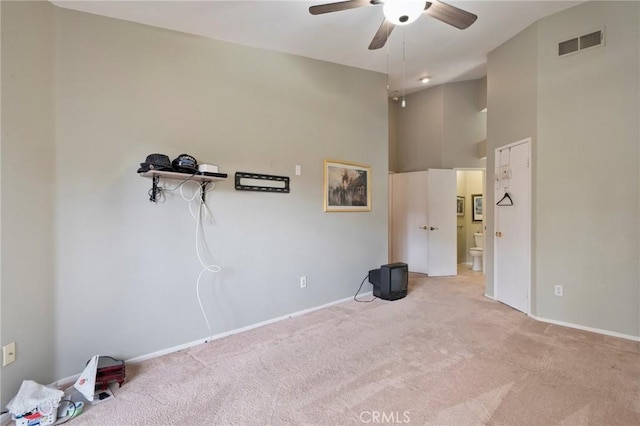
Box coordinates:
[493,138,532,314]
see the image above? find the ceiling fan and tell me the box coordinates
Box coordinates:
[309,0,477,50]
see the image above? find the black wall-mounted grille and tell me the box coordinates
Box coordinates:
[580,31,602,50]
[235,172,290,193]
[558,38,579,56]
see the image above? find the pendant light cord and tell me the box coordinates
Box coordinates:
[401,29,406,107]
[386,24,390,93]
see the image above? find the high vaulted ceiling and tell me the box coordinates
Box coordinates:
[51,1,582,94]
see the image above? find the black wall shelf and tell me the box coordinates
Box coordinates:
[139,170,228,203]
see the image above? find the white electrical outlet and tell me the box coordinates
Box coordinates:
[3,342,16,366]
[295,165,301,176]
[554,285,563,297]
[300,276,307,288]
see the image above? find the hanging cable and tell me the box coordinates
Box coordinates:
[180,181,222,342]
[354,274,376,303]
[386,23,390,93]
[195,199,221,342]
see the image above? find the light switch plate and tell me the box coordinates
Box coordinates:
[3,342,16,366]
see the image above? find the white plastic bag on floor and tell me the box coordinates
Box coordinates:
[6,380,63,416]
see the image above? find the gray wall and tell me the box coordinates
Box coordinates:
[395,86,444,171]
[1,2,389,405]
[388,100,399,172]
[442,81,487,169]
[487,1,639,337]
[485,23,539,301]
[0,1,56,405]
[478,76,487,111]
[394,80,486,172]
[535,1,639,336]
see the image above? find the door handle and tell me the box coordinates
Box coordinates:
[419,225,428,230]
[430,227,439,231]
[496,231,502,237]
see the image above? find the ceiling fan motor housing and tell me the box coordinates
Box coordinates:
[383,1,425,26]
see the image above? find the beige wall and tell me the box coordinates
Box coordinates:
[1,2,389,404]
[487,1,639,337]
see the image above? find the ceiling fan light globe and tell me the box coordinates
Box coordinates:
[383,1,424,26]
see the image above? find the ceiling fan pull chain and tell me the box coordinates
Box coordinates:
[386,23,390,92]
[401,29,406,108]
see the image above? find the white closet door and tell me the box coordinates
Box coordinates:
[495,139,531,314]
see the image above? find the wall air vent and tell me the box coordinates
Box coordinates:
[558,28,604,57]
[558,38,579,56]
[580,31,603,49]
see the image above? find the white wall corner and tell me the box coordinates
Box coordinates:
[477,139,487,159]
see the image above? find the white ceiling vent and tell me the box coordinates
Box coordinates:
[558,28,604,57]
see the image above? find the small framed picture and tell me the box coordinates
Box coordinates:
[324,160,371,212]
[457,196,465,217]
[472,194,483,222]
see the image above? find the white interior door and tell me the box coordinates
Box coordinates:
[426,169,457,276]
[494,139,531,313]
[390,172,429,274]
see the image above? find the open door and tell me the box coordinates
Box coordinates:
[390,169,456,276]
[390,171,429,273]
[427,169,457,276]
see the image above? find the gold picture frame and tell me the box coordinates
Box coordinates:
[323,160,371,212]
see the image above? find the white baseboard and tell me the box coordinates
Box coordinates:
[128,292,367,364]
[481,296,638,342]
[52,292,369,388]
[528,314,640,342]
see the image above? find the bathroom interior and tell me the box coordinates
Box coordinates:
[456,170,485,273]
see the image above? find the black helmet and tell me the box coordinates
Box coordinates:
[172,154,198,174]
[137,153,172,173]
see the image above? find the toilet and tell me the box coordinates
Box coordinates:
[469,232,484,272]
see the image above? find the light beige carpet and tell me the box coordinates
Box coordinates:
[70,270,640,425]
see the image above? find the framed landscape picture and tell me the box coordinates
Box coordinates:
[472,194,483,222]
[324,160,371,212]
[457,196,465,217]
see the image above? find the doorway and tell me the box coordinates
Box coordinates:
[455,169,486,272]
[494,138,531,314]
